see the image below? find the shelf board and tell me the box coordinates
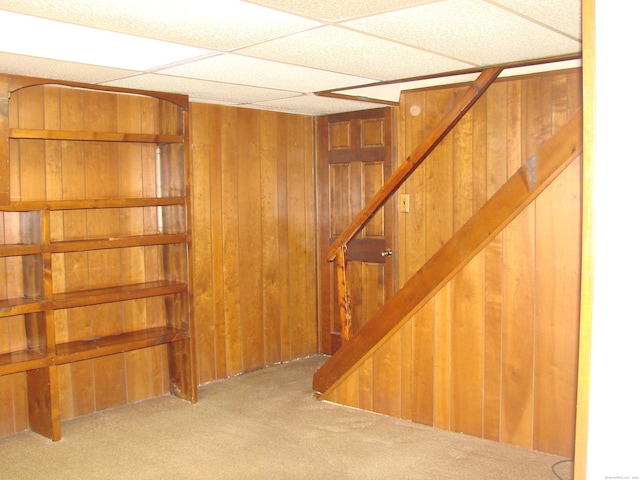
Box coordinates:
[55,326,189,364]
[0,235,186,256]
[0,349,51,376]
[49,234,186,253]
[52,281,187,309]
[0,297,47,317]
[2,197,185,211]
[0,244,43,257]
[9,128,184,144]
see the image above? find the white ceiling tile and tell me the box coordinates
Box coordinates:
[101,73,301,105]
[344,0,581,65]
[238,26,473,80]
[249,0,438,22]
[0,0,582,115]
[0,10,214,71]
[490,0,581,39]
[251,93,384,116]
[0,52,140,85]
[0,0,320,51]
[155,54,377,93]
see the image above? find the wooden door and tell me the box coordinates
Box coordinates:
[317,108,396,354]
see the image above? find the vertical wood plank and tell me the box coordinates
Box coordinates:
[287,115,309,360]
[220,107,242,376]
[16,86,45,202]
[425,88,455,258]
[147,97,168,398]
[0,74,10,205]
[0,374,17,436]
[260,110,283,366]
[85,90,126,412]
[483,81,508,442]
[427,88,455,430]
[433,285,451,430]
[316,116,332,354]
[411,303,434,426]
[502,209,535,450]
[277,116,291,361]
[533,165,581,456]
[237,109,264,371]
[451,255,484,437]
[190,103,215,384]
[499,76,535,449]
[399,321,413,420]
[358,356,373,412]
[303,116,317,356]
[372,333,401,418]
[335,369,359,409]
[58,88,94,418]
[450,101,484,437]
[209,106,227,380]
[43,86,62,202]
[402,91,433,427]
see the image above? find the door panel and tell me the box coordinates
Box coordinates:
[317,108,396,354]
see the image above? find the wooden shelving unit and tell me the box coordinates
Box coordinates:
[0,74,197,440]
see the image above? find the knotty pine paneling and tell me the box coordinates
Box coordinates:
[327,69,582,457]
[190,103,318,384]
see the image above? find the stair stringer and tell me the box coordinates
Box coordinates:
[313,107,583,397]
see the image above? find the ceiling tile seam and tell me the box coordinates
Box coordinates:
[0,50,148,85]
[218,52,384,84]
[313,23,482,68]
[235,93,309,106]
[192,51,383,85]
[482,0,582,41]
[224,23,328,54]
[102,71,310,96]
[241,0,444,24]
[144,51,225,74]
[240,0,337,23]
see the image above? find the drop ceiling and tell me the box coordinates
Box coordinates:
[0,0,581,116]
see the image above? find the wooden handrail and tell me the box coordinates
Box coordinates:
[326,67,503,261]
[314,107,583,395]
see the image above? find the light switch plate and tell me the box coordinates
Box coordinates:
[400,193,410,213]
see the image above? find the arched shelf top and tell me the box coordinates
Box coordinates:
[6,74,189,110]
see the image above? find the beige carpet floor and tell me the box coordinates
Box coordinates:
[0,355,573,479]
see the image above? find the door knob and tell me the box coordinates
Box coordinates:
[381,249,393,257]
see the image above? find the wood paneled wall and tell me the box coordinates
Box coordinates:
[324,70,582,457]
[1,98,318,438]
[189,104,318,384]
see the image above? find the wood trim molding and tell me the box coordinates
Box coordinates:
[573,0,595,478]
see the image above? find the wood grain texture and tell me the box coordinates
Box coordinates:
[319,71,583,457]
[574,2,594,476]
[189,104,318,384]
[327,68,501,261]
[0,75,11,205]
[318,108,394,354]
[1,79,193,437]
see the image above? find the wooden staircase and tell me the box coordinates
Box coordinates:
[313,73,583,397]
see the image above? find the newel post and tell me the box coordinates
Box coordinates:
[335,244,352,343]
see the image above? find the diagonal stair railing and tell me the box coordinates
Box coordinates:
[325,67,503,346]
[314,106,583,396]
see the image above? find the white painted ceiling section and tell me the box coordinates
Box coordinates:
[0,0,581,116]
